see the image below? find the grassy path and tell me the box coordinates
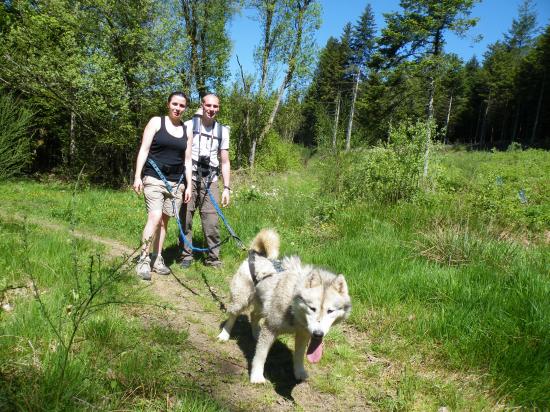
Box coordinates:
[1,210,499,411]
[1,211,365,410]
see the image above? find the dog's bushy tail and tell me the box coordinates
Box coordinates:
[250,229,279,259]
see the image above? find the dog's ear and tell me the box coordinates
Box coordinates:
[332,274,349,296]
[305,270,322,288]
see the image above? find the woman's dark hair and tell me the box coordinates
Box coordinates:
[168,91,188,104]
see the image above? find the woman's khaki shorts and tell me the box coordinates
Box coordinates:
[143,175,184,217]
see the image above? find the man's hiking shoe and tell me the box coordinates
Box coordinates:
[205,260,222,269]
[180,259,193,269]
[152,255,171,275]
[136,256,151,281]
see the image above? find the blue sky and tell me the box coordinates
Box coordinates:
[228,0,550,83]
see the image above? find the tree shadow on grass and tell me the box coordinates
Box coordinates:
[163,242,210,266]
[227,315,301,402]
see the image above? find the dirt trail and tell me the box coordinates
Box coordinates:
[4,213,372,411]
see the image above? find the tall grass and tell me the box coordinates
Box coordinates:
[0,219,225,411]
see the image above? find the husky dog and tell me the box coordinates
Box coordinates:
[218,229,351,384]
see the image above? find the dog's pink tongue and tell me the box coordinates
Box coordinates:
[306,337,324,363]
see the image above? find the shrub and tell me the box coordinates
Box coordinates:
[320,120,432,204]
[256,130,303,172]
[0,93,34,179]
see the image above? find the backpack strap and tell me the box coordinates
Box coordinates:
[192,115,201,136]
[216,122,223,145]
[193,114,223,146]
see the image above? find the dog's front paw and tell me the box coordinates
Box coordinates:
[217,329,230,342]
[294,367,309,381]
[250,372,266,384]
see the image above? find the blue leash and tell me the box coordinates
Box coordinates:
[206,186,244,249]
[147,159,244,252]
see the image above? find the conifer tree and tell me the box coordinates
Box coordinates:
[345,4,376,151]
[379,0,478,176]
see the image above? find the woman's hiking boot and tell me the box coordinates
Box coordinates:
[151,254,171,275]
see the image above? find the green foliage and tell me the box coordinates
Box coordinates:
[256,130,304,172]
[507,141,523,151]
[0,0,187,184]
[180,0,238,97]
[379,0,479,64]
[0,93,34,179]
[321,120,430,205]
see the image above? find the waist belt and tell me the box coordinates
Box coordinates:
[146,158,184,197]
[147,159,184,176]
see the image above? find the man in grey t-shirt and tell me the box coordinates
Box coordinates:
[179,94,231,267]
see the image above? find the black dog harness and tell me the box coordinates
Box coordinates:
[248,250,284,286]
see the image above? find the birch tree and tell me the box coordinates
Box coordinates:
[249,0,320,168]
[179,0,238,98]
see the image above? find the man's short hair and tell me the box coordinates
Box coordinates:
[202,93,219,103]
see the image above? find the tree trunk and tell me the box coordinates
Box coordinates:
[236,55,251,169]
[512,104,520,143]
[181,1,199,95]
[259,0,276,96]
[531,72,545,146]
[444,94,452,145]
[333,91,341,149]
[345,68,359,152]
[197,3,210,97]
[480,98,490,148]
[423,27,441,177]
[423,75,435,177]
[69,110,76,168]
[257,78,286,146]
[499,102,508,143]
[242,106,250,167]
[474,103,483,146]
[249,136,257,167]
[237,124,243,169]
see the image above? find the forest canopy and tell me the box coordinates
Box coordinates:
[0,0,548,185]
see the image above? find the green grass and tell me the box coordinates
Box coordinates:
[0,148,549,409]
[0,219,225,411]
[435,148,550,232]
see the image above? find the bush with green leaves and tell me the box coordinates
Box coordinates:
[321,120,432,204]
[255,130,304,172]
[0,93,34,180]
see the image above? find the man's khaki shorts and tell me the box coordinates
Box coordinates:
[143,175,184,217]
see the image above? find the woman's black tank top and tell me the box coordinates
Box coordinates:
[143,116,187,181]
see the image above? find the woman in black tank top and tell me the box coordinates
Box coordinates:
[132,92,193,280]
